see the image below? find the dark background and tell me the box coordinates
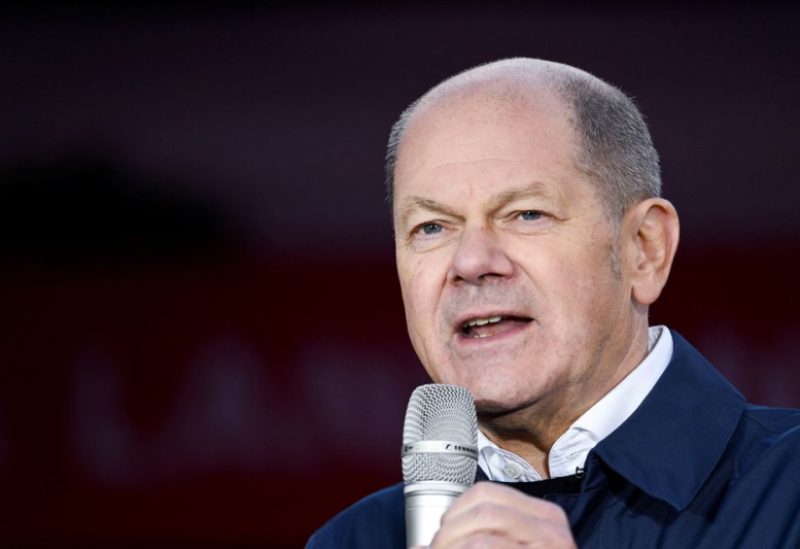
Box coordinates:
[1,3,798,546]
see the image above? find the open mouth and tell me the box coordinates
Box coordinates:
[459,315,532,339]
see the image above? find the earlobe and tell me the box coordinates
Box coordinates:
[627,198,680,306]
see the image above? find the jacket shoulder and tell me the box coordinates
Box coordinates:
[742,404,800,432]
[733,404,800,470]
[307,483,405,549]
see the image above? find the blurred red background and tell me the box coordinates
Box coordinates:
[1,3,798,547]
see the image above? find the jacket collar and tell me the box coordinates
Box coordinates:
[590,330,744,511]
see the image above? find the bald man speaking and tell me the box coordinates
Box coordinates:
[307,59,800,548]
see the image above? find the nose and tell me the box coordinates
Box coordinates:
[447,224,514,284]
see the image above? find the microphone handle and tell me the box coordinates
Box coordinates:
[404,481,468,548]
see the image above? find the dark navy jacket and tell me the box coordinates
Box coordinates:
[308,332,800,548]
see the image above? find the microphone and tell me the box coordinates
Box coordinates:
[402,384,478,548]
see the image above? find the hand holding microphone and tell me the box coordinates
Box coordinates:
[402,384,478,548]
[423,482,576,548]
[402,384,575,549]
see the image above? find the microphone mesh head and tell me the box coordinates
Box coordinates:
[402,384,477,486]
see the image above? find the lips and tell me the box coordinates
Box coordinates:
[458,314,533,339]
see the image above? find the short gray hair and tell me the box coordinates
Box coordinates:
[384,59,661,221]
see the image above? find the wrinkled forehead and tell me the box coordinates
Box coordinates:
[400,73,577,153]
[394,82,580,187]
[409,73,570,133]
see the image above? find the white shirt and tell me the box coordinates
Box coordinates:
[477,325,673,481]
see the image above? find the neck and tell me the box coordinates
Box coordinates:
[479,322,651,478]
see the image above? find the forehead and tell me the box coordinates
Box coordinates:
[393,89,586,209]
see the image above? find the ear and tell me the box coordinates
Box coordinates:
[623,198,680,306]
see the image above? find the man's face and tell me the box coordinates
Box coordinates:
[393,92,636,419]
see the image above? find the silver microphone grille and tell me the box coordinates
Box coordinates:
[402,384,478,486]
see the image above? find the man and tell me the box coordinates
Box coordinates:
[308,58,800,547]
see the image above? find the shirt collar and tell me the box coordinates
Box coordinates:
[478,326,673,481]
[557,326,672,476]
[591,330,744,511]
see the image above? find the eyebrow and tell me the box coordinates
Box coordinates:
[398,181,556,225]
[398,197,462,226]
[488,181,554,211]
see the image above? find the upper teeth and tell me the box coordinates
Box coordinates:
[464,316,503,328]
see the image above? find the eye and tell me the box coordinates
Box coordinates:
[418,222,443,236]
[518,210,543,221]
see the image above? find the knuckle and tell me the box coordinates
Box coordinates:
[461,533,502,549]
[540,499,569,522]
[471,501,499,523]
[468,481,495,498]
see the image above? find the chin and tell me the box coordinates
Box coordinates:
[471,391,527,417]
[474,401,512,417]
[468,377,542,415]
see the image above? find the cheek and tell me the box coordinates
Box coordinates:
[398,250,448,314]
[398,264,437,336]
[531,248,617,326]
[557,255,626,338]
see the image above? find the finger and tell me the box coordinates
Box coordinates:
[445,482,568,524]
[444,531,525,549]
[433,501,570,548]
[432,483,575,548]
